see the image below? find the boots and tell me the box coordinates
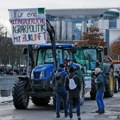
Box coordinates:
[98,109,105,114]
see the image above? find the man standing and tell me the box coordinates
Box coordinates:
[95,67,105,114]
[54,64,68,118]
[65,67,81,120]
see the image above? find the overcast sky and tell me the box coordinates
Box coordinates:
[0,0,120,33]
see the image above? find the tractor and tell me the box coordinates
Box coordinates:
[74,40,116,99]
[11,17,85,109]
[12,43,85,109]
[112,60,120,93]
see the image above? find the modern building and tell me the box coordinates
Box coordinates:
[46,7,120,45]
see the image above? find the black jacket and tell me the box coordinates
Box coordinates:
[96,72,105,92]
[65,73,81,99]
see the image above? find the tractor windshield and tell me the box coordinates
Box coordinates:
[83,49,97,62]
[83,48,97,70]
[37,48,72,66]
[74,48,97,70]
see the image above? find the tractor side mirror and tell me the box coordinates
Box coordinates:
[104,47,108,55]
[22,47,28,54]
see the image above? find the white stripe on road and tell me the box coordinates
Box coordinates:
[0,107,14,111]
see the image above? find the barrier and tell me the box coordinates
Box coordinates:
[0,75,17,97]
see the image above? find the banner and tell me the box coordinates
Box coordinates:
[8,8,47,45]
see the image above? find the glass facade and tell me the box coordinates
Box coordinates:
[65,18,92,40]
[109,20,117,28]
[46,9,120,45]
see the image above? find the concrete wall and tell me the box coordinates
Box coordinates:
[61,21,66,40]
[109,30,120,44]
[94,19,120,45]
[98,19,109,29]
[0,76,17,96]
[94,21,99,28]
[82,21,87,34]
[56,21,61,41]
[117,19,120,29]
[67,22,72,40]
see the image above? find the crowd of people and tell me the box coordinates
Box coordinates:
[53,61,107,120]
[0,65,27,75]
[54,63,82,120]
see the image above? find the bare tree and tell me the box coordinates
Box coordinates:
[0,24,26,67]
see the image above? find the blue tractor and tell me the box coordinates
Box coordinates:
[12,21,85,109]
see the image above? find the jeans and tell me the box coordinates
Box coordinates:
[69,97,80,118]
[56,88,67,115]
[96,91,105,110]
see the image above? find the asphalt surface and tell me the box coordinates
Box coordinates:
[0,92,120,120]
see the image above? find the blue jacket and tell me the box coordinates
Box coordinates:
[53,67,68,91]
[58,67,68,77]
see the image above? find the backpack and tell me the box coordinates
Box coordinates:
[68,75,77,90]
[102,73,109,91]
[55,71,64,87]
[102,73,108,86]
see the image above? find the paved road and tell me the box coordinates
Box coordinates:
[0,92,120,120]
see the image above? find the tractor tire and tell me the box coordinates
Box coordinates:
[80,77,85,105]
[32,97,49,106]
[90,78,96,100]
[105,68,114,97]
[12,80,29,109]
[114,77,119,93]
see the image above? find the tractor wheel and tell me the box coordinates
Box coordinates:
[12,80,29,109]
[80,77,85,105]
[114,77,119,93]
[32,97,49,106]
[105,68,114,97]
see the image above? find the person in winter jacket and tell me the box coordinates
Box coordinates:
[54,64,68,118]
[95,67,105,114]
[65,67,81,120]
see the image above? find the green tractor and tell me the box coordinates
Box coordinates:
[73,43,115,99]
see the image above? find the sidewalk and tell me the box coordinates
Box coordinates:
[0,95,13,103]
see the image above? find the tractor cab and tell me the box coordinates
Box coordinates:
[36,44,73,67]
[31,44,74,81]
[82,46,104,70]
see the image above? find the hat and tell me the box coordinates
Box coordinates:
[95,67,101,74]
[69,67,75,73]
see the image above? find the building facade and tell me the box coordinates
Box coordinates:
[46,8,120,45]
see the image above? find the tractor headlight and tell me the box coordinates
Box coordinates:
[40,71,45,79]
